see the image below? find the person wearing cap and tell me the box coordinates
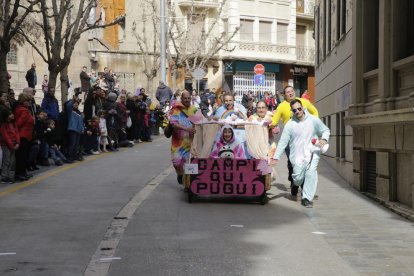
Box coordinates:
[270,85,319,196]
[271,99,329,208]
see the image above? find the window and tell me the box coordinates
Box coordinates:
[341,0,346,36]
[259,21,272,43]
[322,0,326,58]
[187,14,205,51]
[363,0,379,72]
[336,113,340,158]
[340,111,346,159]
[394,1,414,60]
[6,45,17,64]
[315,6,320,64]
[240,19,254,41]
[296,25,306,47]
[326,0,331,52]
[277,23,288,44]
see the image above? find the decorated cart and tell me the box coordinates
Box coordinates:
[183,118,274,204]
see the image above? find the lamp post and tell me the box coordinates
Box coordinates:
[160,0,166,83]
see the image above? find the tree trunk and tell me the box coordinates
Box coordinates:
[48,68,59,96]
[0,49,10,95]
[146,76,155,102]
[172,67,177,91]
[60,66,69,103]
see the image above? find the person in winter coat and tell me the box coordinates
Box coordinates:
[210,125,246,159]
[0,109,20,183]
[27,110,50,170]
[66,100,85,161]
[25,63,37,88]
[155,81,172,107]
[14,93,35,181]
[80,66,91,94]
[41,87,60,122]
[116,94,129,129]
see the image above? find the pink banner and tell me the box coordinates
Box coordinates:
[189,158,266,197]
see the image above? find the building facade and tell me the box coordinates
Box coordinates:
[87,0,316,99]
[315,0,414,211]
[221,0,316,100]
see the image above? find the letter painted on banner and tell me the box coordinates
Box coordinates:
[189,158,266,196]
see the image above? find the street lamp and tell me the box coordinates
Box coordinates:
[160,0,166,83]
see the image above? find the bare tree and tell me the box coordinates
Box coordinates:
[132,0,160,99]
[18,0,125,103]
[0,0,40,94]
[167,0,238,90]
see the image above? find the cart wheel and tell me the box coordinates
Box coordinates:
[260,194,268,205]
[188,192,193,203]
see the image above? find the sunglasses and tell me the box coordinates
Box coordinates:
[292,107,303,113]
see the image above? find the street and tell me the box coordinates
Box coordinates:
[0,137,413,276]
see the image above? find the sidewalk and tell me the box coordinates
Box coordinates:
[271,156,414,275]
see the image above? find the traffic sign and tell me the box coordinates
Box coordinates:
[254,74,265,85]
[191,68,206,81]
[254,64,265,75]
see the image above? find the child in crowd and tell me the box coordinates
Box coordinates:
[0,110,20,184]
[99,110,109,152]
[84,116,100,154]
[28,110,49,170]
[45,120,70,165]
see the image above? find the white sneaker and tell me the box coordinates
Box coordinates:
[91,151,100,155]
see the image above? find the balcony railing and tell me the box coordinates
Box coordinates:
[176,0,220,9]
[236,41,292,55]
[296,0,315,18]
[228,41,315,64]
[296,45,315,63]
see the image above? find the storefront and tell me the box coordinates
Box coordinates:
[222,60,283,99]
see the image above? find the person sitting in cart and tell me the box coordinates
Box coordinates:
[214,93,247,120]
[210,125,246,159]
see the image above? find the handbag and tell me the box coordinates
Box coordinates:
[164,123,173,138]
[126,116,132,128]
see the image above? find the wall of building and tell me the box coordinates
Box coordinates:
[314,0,353,184]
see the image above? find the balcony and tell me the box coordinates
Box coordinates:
[223,41,315,64]
[176,0,220,9]
[296,45,315,64]
[296,0,314,20]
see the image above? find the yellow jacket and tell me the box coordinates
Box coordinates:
[271,97,319,126]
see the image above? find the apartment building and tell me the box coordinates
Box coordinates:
[315,0,414,211]
[87,0,316,98]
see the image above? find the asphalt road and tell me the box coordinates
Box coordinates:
[0,137,413,276]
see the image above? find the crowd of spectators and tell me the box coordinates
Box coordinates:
[0,66,168,184]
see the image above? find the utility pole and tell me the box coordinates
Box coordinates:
[160,0,166,83]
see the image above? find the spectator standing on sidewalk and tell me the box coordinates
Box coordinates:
[80,66,91,95]
[0,109,20,184]
[155,81,172,108]
[41,75,48,94]
[14,93,35,181]
[41,87,59,122]
[271,99,330,208]
[25,63,37,89]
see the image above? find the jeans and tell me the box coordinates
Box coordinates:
[68,131,81,160]
[49,146,67,162]
[1,146,15,179]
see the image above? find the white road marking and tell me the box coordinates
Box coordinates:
[312,231,327,235]
[84,165,174,276]
[0,253,16,256]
